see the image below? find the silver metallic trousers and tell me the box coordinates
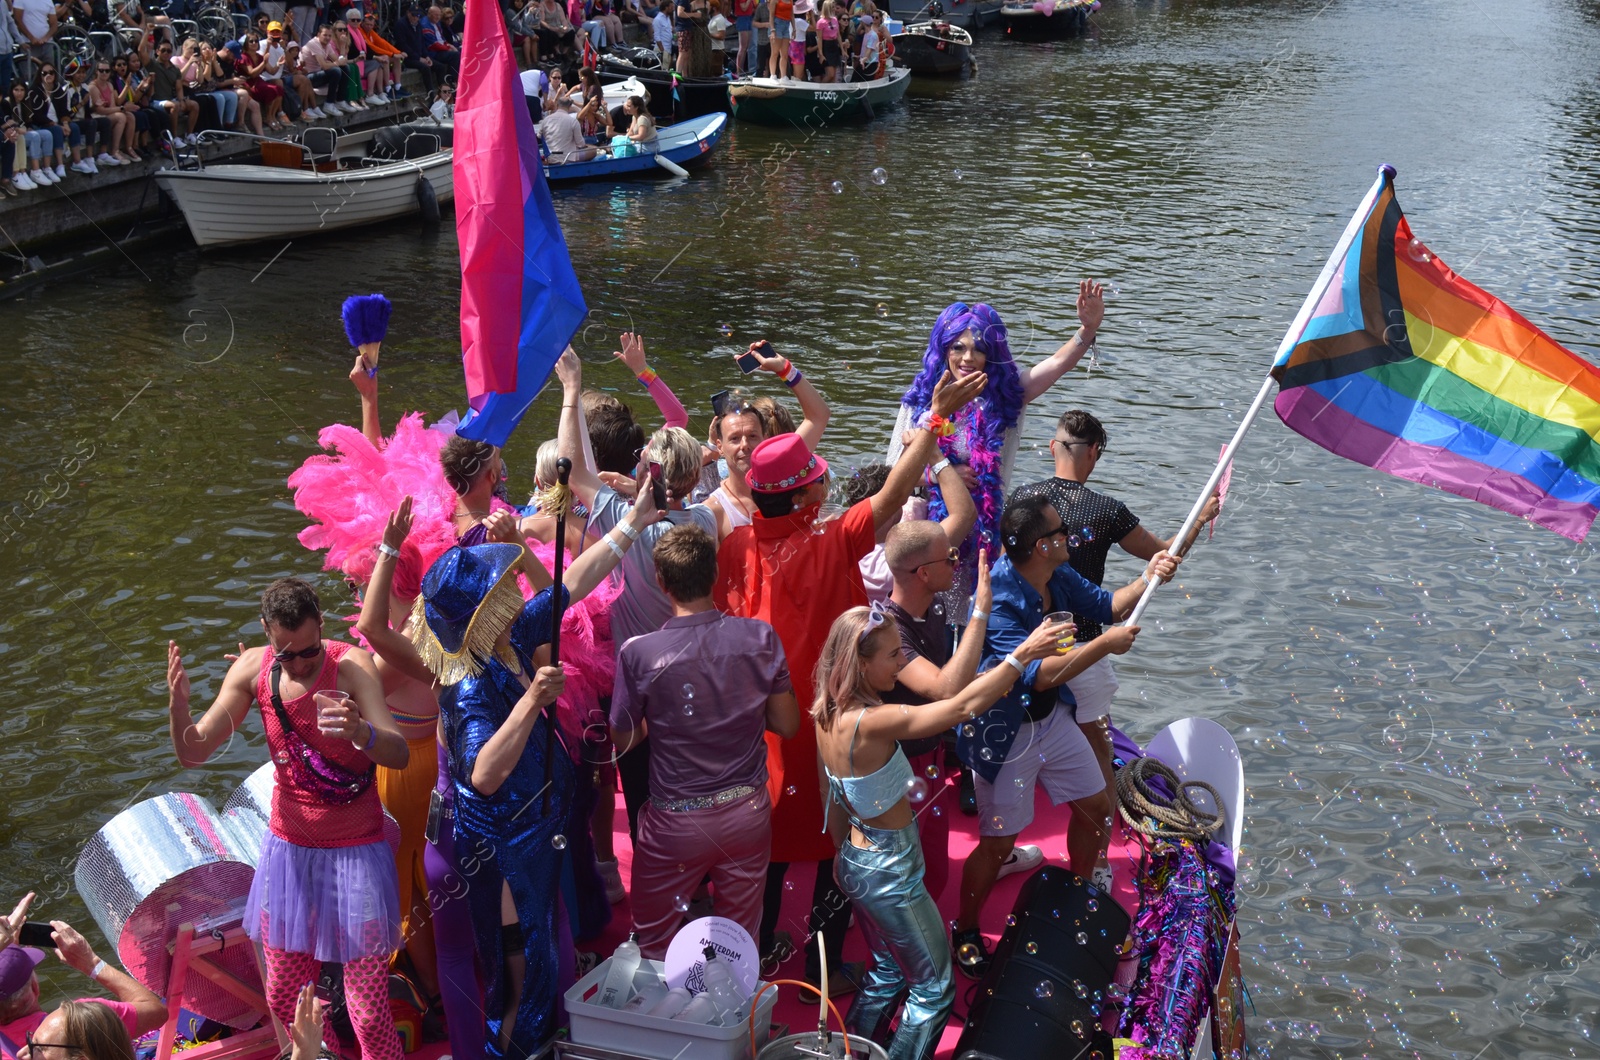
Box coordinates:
[834,818,955,1060]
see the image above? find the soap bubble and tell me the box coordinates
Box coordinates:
[552,834,567,850]
[953,168,963,180]
[1081,527,1096,543]
[1005,914,1017,927]
[1070,1019,1085,1037]
[848,255,859,268]
[930,805,943,817]
[1078,151,1093,167]
[1034,980,1054,1000]
[718,323,733,337]
[1073,981,1088,999]
[1086,898,1099,913]
[870,167,888,185]
[1106,281,1121,298]
[1024,941,1038,954]
[683,703,695,717]
[672,894,690,912]
[785,785,797,796]
[956,942,983,967]
[876,302,888,318]
[1067,534,1082,549]
[924,764,942,780]
[682,683,695,698]
[830,180,844,194]
[1407,236,1431,263]
[784,880,794,891]
[961,724,976,738]
[979,747,995,761]
[1076,931,1089,945]
[275,752,290,765]
[905,776,930,803]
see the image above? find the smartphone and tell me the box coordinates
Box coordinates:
[649,461,667,509]
[424,789,445,845]
[18,922,55,948]
[711,389,730,418]
[735,343,765,374]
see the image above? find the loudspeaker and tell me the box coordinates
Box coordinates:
[954,865,1131,1060]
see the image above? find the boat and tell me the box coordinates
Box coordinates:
[596,49,732,123]
[545,112,728,185]
[999,0,1098,39]
[891,19,974,76]
[154,124,453,250]
[728,65,912,127]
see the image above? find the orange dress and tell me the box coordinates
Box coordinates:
[714,498,874,862]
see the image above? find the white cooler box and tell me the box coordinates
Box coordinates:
[565,957,780,1060]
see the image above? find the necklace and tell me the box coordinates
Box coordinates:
[718,482,753,520]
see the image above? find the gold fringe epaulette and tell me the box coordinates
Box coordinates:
[533,480,574,519]
[407,563,526,686]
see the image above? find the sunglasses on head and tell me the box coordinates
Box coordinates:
[910,546,960,572]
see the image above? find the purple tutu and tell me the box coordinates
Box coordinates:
[245,834,401,962]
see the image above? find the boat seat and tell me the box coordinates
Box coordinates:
[302,126,339,172]
[402,132,441,159]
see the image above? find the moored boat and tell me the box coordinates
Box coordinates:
[154,125,453,250]
[885,0,1002,30]
[728,65,912,127]
[999,0,1098,39]
[891,19,974,76]
[545,112,728,185]
[597,51,732,122]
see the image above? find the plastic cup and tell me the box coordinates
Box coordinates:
[1042,612,1076,653]
[314,689,352,733]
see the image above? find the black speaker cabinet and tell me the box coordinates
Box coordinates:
[954,865,1132,1060]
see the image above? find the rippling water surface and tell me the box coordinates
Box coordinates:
[6,0,1600,1055]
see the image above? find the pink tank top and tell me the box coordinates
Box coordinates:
[256,640,384,848]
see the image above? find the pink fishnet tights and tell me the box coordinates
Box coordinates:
[264,931,400,1060]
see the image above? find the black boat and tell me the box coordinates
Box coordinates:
[999,0,1097,39]
[597,48,731,123]
[890,19,973,76]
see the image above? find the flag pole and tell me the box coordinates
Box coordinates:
[1125,164,1396,627]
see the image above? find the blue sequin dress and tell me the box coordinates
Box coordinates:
[439,587,574,1059]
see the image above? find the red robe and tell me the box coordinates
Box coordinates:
[714,498,874,862]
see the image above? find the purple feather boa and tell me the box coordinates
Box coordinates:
[1115,840,1237,1059]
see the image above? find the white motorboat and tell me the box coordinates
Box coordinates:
[154,124,454,250]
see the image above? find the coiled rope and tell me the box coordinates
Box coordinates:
[1115,756,1226,843]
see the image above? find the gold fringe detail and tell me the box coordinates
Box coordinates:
[533,481,573,519]
[407,563,527,686]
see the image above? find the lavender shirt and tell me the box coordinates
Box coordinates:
[610,609,791,801]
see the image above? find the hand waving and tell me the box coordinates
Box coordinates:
[613,332,648,375]
[1077,279,1105,335]
[929,368,988,419]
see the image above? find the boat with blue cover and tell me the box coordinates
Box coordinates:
[544,112,729,185]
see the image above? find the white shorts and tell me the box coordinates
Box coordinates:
[1064,655,1118,723]
[974,708,1106,837]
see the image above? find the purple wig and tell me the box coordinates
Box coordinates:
[900,302,1025,435]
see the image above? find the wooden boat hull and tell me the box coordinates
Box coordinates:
[728,66,912,126]
[155,144,453,249]
[545,113,728,185]
[891,25,972,75]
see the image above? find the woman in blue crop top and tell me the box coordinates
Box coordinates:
[812,560,1069,1060]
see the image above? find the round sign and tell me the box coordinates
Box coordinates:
[663,916,760,996]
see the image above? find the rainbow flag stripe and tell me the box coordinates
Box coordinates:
[1272,174,1600,541]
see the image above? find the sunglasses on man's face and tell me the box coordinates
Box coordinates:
[271,639,324,661]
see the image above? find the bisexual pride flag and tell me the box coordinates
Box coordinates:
[454,0,586,448]
[1272,171,1600,541]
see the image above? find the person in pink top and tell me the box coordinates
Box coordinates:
[165,579,409,1060]
[0,895,165,1054]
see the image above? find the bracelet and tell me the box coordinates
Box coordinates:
[360,721,376,752]
[377,542,401,559]
[930,458,951,477]
[636,367,658,385]
[970,609,988,623]
[91,959,107,980]
[617,520,640,541]
[773,358,793,378]
[605,535,626,560]
[1138,572,1150,588]
[783,366,803,388]
[918,411,957,437]
[1002,653,1025,676]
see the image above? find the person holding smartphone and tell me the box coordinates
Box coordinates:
[0,893,168,1050]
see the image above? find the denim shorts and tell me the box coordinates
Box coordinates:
[773,18,791,37]
[735,13,752,29]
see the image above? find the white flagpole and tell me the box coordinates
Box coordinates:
[1125,164,1396,627]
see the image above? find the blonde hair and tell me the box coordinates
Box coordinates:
[645,426,704,499]
[534,438,561,489]
[749,395,796,436]
[811,606,895,730]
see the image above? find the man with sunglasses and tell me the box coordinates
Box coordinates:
[0,894,166,1053]
[950,491,1180,979]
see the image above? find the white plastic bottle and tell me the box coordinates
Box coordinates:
[597,933,642,1009]
[647,987,693,1019]
[700,945,747,1025]
[675,992,720,1025]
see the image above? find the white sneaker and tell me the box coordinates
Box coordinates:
[71,159,94,174]
[32,168,55,185]
[996,843,1044,880]
[366,93,387,106]
[96,152,119,165]
[12,171,36,190]
[304,107,323,119]
[52,163,65,179]
[596,860,626,905]
[85,157,99,173]
[329,101,349,113]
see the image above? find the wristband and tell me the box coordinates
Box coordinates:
[617,519,640,541]
[377,542,401,559]
[91,959,107,980]
[783,365,803,388]
[605,535,626,560]
[970,609,988,623]
[930,458,951,477]
[360,721,376,752]
[918,411,957,437]
[636,367,658,385]
[1138,572,1150,588]
[1002,653,1025,676]
[773,358,793,378]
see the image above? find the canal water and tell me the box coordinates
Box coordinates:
[4,0,1600,1055]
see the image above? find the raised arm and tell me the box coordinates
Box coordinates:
[1108,550,1179,619]
[167,642,257,768]
[933,456,976,547]
[613,331,687,429]
[355,498,443,687]
[861,614,1070,743]
[561,469,660,600]
[870,368,988,533]
[555,347,604,506]
[329,648,410,769]
[349,353,381,446]
[1118,493,1220,561]
[48,921,168,1034]
[746,341,830,449]
[895,550,994,701]
[470,665,564,796]
[1019,280,1104,404]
